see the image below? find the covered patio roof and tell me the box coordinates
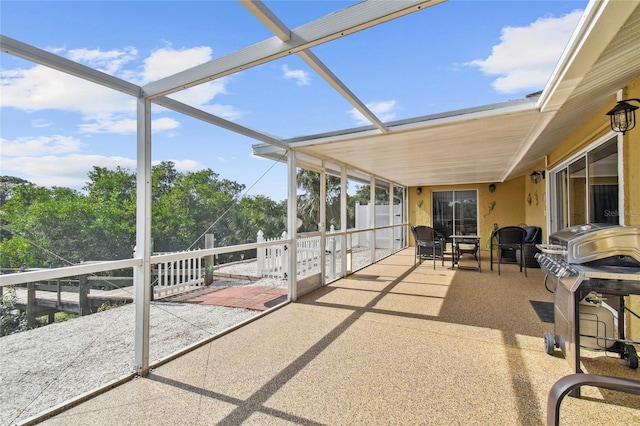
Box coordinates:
[254,0,640,186]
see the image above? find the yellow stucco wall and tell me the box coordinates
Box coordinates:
[409,177,526,253]
[623,76,640,228]
[524,160,548,241]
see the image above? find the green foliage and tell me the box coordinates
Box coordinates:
[0,287,27,336]
[0,162,288,269]
[54,311,77,323]
[295,169,382,231]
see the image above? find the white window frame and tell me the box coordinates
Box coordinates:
[547,131,625,234]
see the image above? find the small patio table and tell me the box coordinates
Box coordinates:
[449,235,482,271]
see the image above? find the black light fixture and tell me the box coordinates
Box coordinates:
[488,183,496,193]
[606,98,640,135]
[530,170,545,185]
[416,187,422,195]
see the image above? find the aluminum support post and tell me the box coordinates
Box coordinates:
[134,97,152,376]
[319,164,326,285]
[370,175,376,263]
[341,165,348,277]
[287,150,298,301]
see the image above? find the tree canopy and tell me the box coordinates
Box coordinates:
[0,163,286,269]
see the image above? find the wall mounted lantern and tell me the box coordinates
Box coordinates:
[488,183,496,193]
[530,170,545,185]
[416,187,422,195]
[606,98,640,135]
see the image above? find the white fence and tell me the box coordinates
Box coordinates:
[256,230,289,279]
[151,253,205,298]
[257,231,325,280]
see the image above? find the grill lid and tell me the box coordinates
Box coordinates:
[548,224,640,265]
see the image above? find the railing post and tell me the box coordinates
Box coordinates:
[329,225,336,280]
[79,275,90,316]
[26,282,36,328]
[56,279,61,307]
[204,233,215,285]
[257,230,265,276]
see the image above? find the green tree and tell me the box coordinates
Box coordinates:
[0,163,289,268]
[1,183,60,268]
[0,175,30,206]
[151,165,245,252]
[85,166,137,260]
[296,169,342,232]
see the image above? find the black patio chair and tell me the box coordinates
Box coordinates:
[493,226,527,276]
[411,225,445,269]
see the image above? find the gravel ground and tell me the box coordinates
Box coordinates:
[0,289,263,425]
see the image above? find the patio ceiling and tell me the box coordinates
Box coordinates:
[254,0,640,187]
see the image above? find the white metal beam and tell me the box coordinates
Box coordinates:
[297,50,389,133]
[239,1,389,132]
[153,96,289,149]
[0,259,141,287]
[143,0,445,98]
[239,0,291,41]
[0,35,141,97]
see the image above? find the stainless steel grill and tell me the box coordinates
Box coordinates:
[535,224,640,390]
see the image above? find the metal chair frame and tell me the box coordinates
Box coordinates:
[411,225,445,269]
[493,226,527,277]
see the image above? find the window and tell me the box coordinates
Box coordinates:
[432,190,478,240]
[550,137,619,232]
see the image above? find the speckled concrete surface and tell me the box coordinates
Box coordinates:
[40,250,640,425]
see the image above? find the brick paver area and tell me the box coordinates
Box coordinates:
[160,286,288,311]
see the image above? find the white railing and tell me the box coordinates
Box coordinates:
[256,230,289,279]
[257,230,323,279]
[297,232,322,277]
[151,254,204,298]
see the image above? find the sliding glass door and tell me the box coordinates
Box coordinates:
[432,190,478,240]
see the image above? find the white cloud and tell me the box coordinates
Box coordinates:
[1,152,205,190]
[77,115,180,135]
[282,65,310,86]
[0,154,137,189]
[32,119,52,128]
[145,47,246,121]
[0,135,84,157]
[67,46,138,75]
[139,46,213,83]
[1,65,135,114]
[466,9,583,94]
[1,44,243,135]
[164,159,203,172]
[348,100,398,125]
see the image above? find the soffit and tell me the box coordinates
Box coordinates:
[291,101,546,187]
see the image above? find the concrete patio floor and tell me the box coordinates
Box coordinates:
[37,249,640,425]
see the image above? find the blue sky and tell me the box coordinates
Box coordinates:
[1,0,587,201]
